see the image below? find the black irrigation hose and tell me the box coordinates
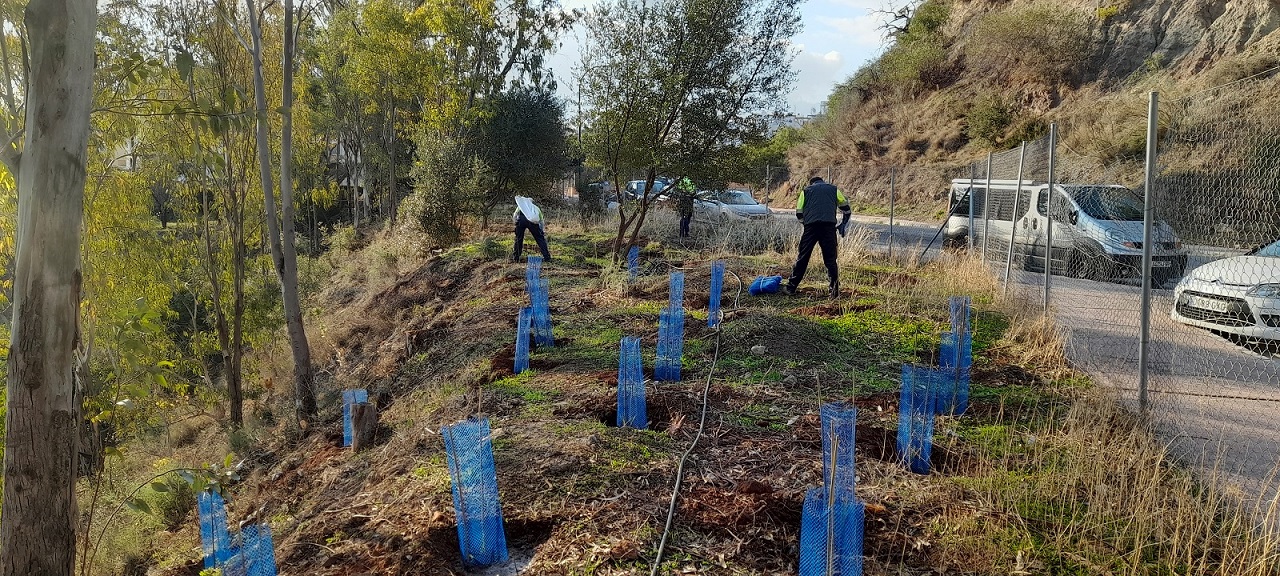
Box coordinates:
[649,268,743,575]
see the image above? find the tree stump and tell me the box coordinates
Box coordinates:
[352,402,378,452]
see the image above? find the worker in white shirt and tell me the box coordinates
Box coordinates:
[512,196,552,262]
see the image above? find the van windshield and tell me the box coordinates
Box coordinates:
[1069,186,1144,221]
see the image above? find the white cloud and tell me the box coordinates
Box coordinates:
[789,49,846,115]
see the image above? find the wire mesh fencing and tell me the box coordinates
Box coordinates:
[1143,81,1280,497]
[799,402,864,576]
[942,84,1280,501]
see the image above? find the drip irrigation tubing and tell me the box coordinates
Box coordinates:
[649,267,743,575]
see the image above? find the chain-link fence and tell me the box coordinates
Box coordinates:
[944,83,1280,501]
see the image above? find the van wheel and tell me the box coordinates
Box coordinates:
[1070,247,1112,281]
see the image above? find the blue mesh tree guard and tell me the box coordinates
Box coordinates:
[897,365,936,475]
[617,336,646,428]
[198,490,232,568]
[628,246,639,281]
[949,295,971,335]
[525,255,543,290]
[531,278,554,347]
[443,418,509,567]
[221,524,278,576]
[821,402,857,498]
[342,389,369,447]
[798,487,865,576]
[937,331,972,416]
[669,271,685,310]
[242,524,279,576]
[515,306,532,374]
[656,306,685,381]
[708,261,725,328]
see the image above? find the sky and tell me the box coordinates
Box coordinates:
[546,0,896,115]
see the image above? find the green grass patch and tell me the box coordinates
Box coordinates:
[489,371,554,403]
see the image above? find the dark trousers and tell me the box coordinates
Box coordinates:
[789,222,838,287]
[679,215,692,238]
[513,214,551,261]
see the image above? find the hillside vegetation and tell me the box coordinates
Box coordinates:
[788,0,1280,217]
[75,214,1279,575]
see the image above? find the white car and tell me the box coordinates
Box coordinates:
[694,189,771,221]
[1172,237,1280,342]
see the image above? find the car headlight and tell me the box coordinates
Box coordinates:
[1246,284,1280,299]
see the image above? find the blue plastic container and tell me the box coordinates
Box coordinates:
[617,336,646,428]
[708,260,725,328]
[749,275,783,295]
[798,488,865,576]
[342,389,368,447]
[443,418,509,567]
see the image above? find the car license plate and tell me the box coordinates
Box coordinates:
[1151,260,1171,268]
[1185,295,1231,313]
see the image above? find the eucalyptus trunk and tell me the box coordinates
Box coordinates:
[246,0,317,420]
[1,0,97,574]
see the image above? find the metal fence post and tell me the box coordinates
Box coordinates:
[1003,142,1027,295]
[889,168,896,261]
[967,165,976,252]
[982,152,993,264]
[1044,123,1057,313]
[1138,92,1158,413]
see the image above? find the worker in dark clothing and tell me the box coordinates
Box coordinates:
[512,195,552,262]
[784,176,851,297]
[675,177,696,238]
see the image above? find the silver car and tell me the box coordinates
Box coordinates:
[1172,237,1280,342]
[694,189,771,221]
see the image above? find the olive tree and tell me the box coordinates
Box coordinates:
[578,0,800,258]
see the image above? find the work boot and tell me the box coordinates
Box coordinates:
[828,280,840,298]
[782,282,797,296]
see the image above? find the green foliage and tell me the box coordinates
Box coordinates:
[1096,5,1121,21]
[899,0,950,43]
[967,4,1094,85]
[878,38,951,95]
[405,133,489,245]
[580,0,802,257]
[966,95,1012,147]
[469,88,569,217]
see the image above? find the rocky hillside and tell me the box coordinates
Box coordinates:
[787,0,1280,213]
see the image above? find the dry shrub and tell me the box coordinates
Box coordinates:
[954,392,1280,573]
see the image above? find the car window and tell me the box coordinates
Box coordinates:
[719,191,757,205]
[1255,238,1280,257]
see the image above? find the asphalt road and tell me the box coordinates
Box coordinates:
[769,209,942,257]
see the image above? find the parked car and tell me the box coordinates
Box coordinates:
[623,178,674,201]
[694,189,771,221]
[944,179,1188,284]
[1171,237,1280,343]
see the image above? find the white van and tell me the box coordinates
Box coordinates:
[944,179,1189,285]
